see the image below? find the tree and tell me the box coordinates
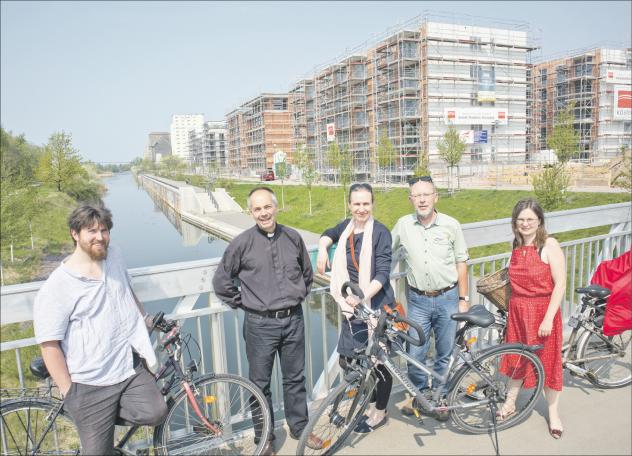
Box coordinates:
[275,159,288,210]
[376,132,396,190]
[412,152,431,178]
[531,164,571,211]
[547,102,580,164]
[36,132,85,192]
[437,126,466,193]
[294,145,317,215]
[327,142,342,185]
[160,155,186,177]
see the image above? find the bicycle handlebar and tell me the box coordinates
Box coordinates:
[340,281,425,347]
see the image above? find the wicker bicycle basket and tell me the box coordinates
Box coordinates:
[476,267,511,312]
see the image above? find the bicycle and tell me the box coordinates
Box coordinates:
[0,312,272,456]
[296,282,545,455]
[488,284,631,389]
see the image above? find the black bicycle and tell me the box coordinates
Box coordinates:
[296,282,545,455]
[0,312,272,456]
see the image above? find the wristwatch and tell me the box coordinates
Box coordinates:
[459,296,470,302]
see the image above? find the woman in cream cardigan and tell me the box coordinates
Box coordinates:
[316,183,395,434]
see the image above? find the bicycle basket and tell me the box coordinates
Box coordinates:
[476,267,511,312]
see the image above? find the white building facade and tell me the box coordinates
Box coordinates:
[170,114,205,162]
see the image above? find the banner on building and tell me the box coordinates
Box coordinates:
[326,123,336,142]
[605,68,632,85]
[477,66,496,102]
[613,86,632,120]
[444,108,508,125]
[459,130,474,144]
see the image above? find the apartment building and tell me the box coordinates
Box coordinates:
[188,121,227,171]
[530,47,631,162]
[144,132,171,162]
[289,16,535,181]
[170,114,204,162]
[225,94,292,174]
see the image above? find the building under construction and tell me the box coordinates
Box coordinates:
[226,94,292,175]
[530,47,631,163]
[288,13,538,181]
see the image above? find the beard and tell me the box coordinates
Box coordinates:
[79,239,109,261]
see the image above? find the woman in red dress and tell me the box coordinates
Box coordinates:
[499,198,566,439]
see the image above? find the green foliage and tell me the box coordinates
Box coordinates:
[611,146,631,191]
[412,152,431,178]
[159,155,186,176]
[437,126,466,167]
[437,126,465,192]
[547,102,580,164]
[36,132,86,192]
[1,128,42,185]
[531,163,571,210]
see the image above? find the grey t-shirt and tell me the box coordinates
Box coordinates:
[33,245,156,386]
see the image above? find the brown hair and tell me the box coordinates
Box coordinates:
[68,203,113,245]
[511,198,548,250]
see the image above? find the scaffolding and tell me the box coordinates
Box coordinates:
[531,46,631,163]
[286,11,540,182]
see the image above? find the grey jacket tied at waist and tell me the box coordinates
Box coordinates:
[213,224,313,312]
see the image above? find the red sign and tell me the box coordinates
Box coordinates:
[498,111,506,120]
[447,111,456,120]
[618,90,631,109]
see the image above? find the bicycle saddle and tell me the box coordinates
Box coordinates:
[451,304,495,328]
[575,284,611,299]
[30,357,50,380]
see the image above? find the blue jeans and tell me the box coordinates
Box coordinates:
[406,285,459,394]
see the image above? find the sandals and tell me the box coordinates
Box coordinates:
[495,403,516,421]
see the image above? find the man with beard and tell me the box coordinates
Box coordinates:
[391,176,469,418]
[213,187,321,456]
[33,203,167,455]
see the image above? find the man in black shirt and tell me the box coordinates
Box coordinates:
[213,187,321,455]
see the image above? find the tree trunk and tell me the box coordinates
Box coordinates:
[308,190,312,216]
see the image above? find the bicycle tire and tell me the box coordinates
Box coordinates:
[447,344,544,434]
[153,373,271,456]
[576,329,631,389]
[296,372,375,456]
[0,398,81,455]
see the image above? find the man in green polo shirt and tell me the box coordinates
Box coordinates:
[392,175,469,416]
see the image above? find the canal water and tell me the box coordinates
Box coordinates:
[101,172,339,396]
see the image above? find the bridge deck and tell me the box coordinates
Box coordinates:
[275,372,631,455]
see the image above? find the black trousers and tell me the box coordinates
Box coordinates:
[244,307,309,441]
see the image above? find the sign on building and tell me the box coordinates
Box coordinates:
[613,86,631,120]
[326,123,336,142]
[605,68,632,85]
[474,130,488,144]
[445,108,508,125]
[459,130,474,144]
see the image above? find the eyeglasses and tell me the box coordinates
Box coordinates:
[410,192,436,199]
[516,218,539,225]
[408,176,433,186]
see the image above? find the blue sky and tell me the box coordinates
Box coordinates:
[1,1,630,163]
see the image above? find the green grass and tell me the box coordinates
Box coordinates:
[220,183,629,254]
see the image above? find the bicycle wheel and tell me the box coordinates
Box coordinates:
[576,329,631,388]
[447,344,544,434]
[0,398,80,455]
[153,373,271,456]
[296,372,375,456]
